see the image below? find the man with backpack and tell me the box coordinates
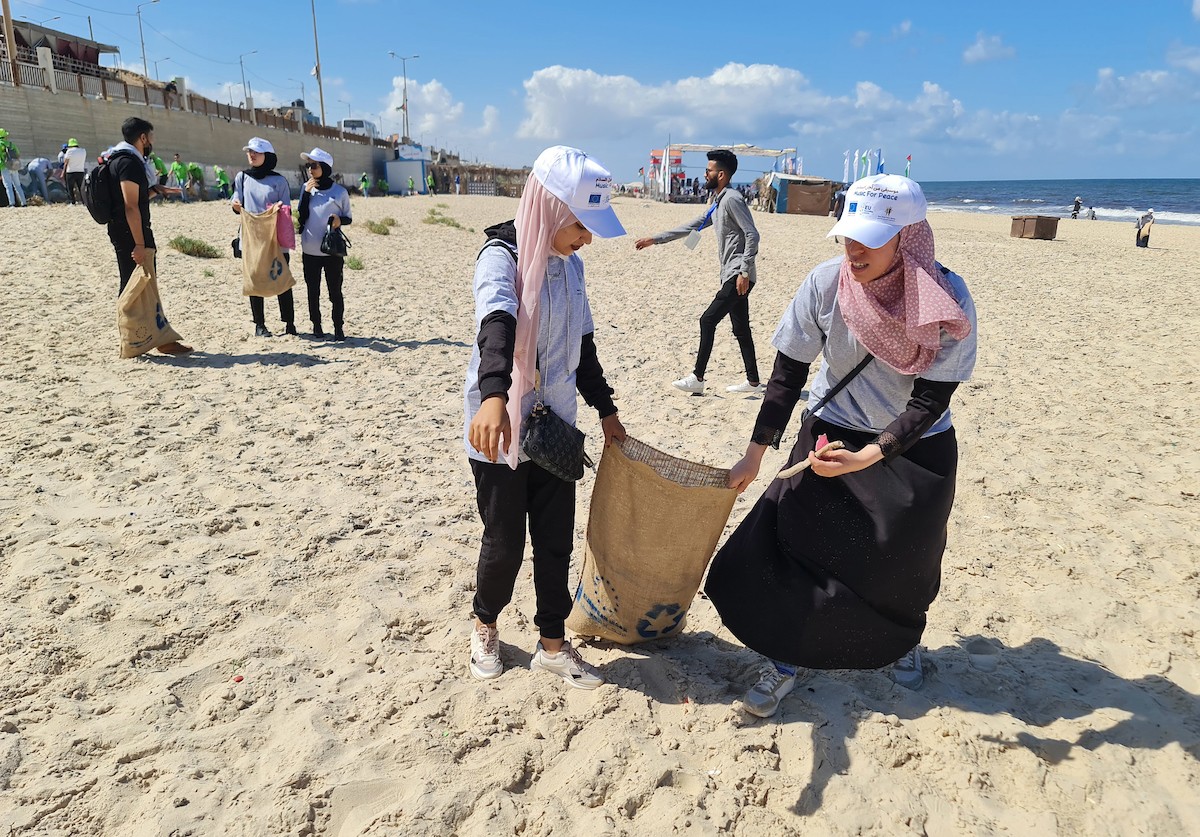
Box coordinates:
[104,117,192,354]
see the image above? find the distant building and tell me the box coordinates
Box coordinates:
[1,19,119,79]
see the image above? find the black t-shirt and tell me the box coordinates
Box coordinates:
[107,152,155,249]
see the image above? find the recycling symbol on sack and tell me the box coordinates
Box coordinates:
[155,303,167,330]
[636,603,684,639]
[269,258,284,281]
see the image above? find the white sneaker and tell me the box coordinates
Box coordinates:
[672,373,705,394]
[469,622,502,680]
[726,381,765,394]
[892,645,924,689]
[531,640,603,690]
[741,665,796,718]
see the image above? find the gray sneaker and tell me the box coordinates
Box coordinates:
[531,640,603,690]
[741,666,796,718]
[469,623,502,680]
[892,645,924,689]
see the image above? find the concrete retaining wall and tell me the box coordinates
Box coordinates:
[0,84,388,193]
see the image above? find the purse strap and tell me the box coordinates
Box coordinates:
[806,353,873,418]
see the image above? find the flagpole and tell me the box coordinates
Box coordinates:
[310,0,327,126]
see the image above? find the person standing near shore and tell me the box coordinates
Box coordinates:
[634,149,763,395]
[1136,209,1154,248]
[107,117,192,355]
[232,137,296,337]
[705,174,976,718]
[62,138,87,205]
[1072,196,1082,219]
[0,129,26,208]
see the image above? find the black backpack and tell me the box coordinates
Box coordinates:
[83,149,139,225]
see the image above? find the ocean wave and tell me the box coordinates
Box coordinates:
[925,202,1200,226]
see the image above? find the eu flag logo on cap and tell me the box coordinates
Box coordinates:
[589,194,601,205]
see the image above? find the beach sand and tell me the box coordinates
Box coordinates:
[0,194,1197,835]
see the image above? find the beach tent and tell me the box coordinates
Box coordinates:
[766,173,840,216]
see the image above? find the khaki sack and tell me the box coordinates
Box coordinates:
[240,205,295,297]
[117,249,182,358]
[567,437,737,644]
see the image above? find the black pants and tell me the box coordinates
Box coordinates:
[695,277,759,382]
[66,172,84,205]
[470,458,575,639]
[302,253,344,328]
[115,242,153,295]
[249,252,294,325]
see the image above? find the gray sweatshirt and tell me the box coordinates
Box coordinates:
[651,187,760,284]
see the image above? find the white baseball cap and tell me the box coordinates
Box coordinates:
[242,137,274,154]
[531,146,625,238]
[301,147,333,166]
[827,174,927,249]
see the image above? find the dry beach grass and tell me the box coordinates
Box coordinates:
[0,194,1197,835]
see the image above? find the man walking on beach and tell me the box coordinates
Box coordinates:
[62,138,87,205]
[635,149,762,395]
[108,117,192,355]
[0,129,26,208]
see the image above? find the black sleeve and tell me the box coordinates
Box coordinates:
[476,311,516,402]
[872,378,960,461]
[750,352,811,448]
[575,332,618,419]
[338,215,352,225]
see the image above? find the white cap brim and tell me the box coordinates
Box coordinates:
[576,205,625,238]
[826,216,900,249]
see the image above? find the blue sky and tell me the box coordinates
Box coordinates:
[13,0,1200,182]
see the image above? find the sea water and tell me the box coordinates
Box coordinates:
[920,179,1200,226]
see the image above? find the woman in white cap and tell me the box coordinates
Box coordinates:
[705,173,977,718]
[462,145,627,689]
[298,147,352,338]
[231,137,296,337]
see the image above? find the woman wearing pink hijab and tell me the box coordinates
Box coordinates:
[706,174,977,718]
[462,146,627,689]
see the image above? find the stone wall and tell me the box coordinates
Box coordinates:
[0,84,388,191]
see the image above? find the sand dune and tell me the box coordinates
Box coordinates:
[0,194,1197,835]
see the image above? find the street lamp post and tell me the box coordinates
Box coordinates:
[37,16,61,27]
[387,52,419,143]
[136,0,159,80]
[238,50,257,103]
[153,56,169,79]
[288,77,305,107]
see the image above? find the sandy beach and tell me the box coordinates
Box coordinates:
[0,194,1197,836]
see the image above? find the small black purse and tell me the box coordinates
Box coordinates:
[521,401,593,482]
[320,219,350,257]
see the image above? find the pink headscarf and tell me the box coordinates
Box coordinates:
[501,172,579,468]
[836,220,971,375]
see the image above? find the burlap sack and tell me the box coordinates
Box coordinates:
[240,205,295,297]
[117,249,183,358]
[567,437,737,644]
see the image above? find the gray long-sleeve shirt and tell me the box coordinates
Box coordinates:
[651,187,760,284]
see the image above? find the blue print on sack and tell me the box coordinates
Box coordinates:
[636,603,684,639]
[155,302,167,330]
[269,258,284,281]
[573,573,627,635]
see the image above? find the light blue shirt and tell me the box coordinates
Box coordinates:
[772,256,977,436]
[299,184,351,256]
[462,243,595,463]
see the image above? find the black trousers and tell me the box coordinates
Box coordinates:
[66,172,84,205]
[302,253,345,328]
[115,243,153,295]
[249,252,294,325]
[695,277,759,382]
[470,458,575,639]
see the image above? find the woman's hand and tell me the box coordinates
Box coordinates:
[468,396,510,463]
[728,443,767,493]
[808,443,883,478]
[305,177,319,193]
[600,413,626,447]
[230,198,242,214]
[328,216,341,230]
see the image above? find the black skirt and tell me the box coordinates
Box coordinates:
[705,413,958,670]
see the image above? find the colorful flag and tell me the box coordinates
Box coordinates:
[876,148,884,174]
[860,150,870,179]
[904,155,911,177]
[843,150,850,184]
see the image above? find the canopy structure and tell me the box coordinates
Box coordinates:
[645,142,796,202]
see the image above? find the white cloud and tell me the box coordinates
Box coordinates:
[893,20,912,38]
[1167,44,1200,73]
[1194,0,1200,20]
[963,32,1016,64]
[518,63,839,142]
[851,30,870,47]
[385,77,497,139]
[1093,66,1196,107]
